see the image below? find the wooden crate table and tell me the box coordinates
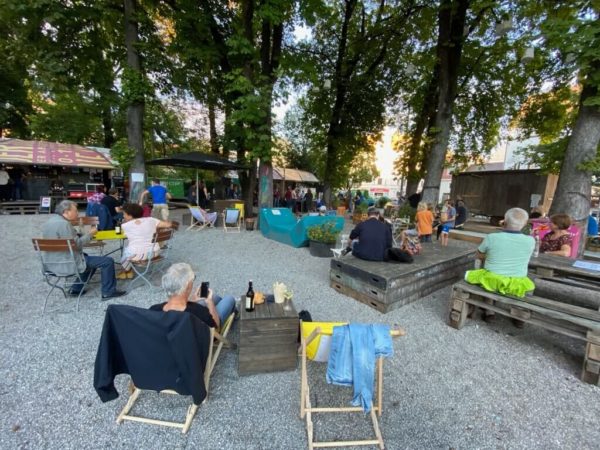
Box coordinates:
[238,299,299,376]
[529,254,600,289]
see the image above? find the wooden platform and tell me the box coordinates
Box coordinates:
[330,241,477,313]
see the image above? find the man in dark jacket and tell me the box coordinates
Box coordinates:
[455,200,468,229]
[343,207,393,261]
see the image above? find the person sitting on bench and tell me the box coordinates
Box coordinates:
[342,207,392,261]
[539,214,573,258]
[464,207,535,324]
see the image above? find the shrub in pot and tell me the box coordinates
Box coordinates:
[353,202,369,224]
[307,222,340,257]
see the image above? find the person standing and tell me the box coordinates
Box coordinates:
[284,186,293,209]
[454,200,468,229]
[415,202,434,242]
[42,200,126,299]
[273,187,281,207]
[187,181,197,206]
[436,199,456,240]
[139,178,172,221]
[197,181,208,208]
[0,166,9,201]
[305,188,314,212]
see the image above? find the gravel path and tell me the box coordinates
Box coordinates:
[1,212,599,449]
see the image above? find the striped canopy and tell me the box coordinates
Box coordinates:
[0,138,114,169]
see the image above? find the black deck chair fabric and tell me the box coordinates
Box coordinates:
[94,304,211,405]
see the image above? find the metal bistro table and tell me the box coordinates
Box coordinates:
[93,230,127,257]
[238,298,299,376]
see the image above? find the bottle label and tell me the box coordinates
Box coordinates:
[245,296,251,309]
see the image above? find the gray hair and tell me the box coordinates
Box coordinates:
[162,263,195,297]
[55,200,77,216]
[504,207,529,231]
[367,206,378,216]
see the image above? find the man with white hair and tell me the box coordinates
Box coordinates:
[42,200,126,299]
[150,263,235,329]
[465,207,535,323]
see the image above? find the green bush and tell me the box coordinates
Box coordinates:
[376,196,391,208]
[307,222,340,244]
[395,203,416,222]
[355,202,368,214]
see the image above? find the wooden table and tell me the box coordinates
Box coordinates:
[529,254,600,287]
[238,299,298,376]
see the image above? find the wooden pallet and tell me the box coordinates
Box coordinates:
[0,202,40,215]
[330,242,477,313]
[449,280,600,385]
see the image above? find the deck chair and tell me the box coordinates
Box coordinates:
[233,202,245,220]
[186,206,217,231]
[32,238,94,314]
[128,228,174,290]
[94,305,236,434]
[300,321,406,450]
[223,208,241,233]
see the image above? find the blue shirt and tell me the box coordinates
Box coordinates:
[478,231,535,277]
[588,215,598,237]
[147,185,168,204]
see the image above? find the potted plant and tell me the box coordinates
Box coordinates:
[307,222,340,257]
[353,202,369,224]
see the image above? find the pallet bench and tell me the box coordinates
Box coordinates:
[448,280,600,385]
[0,201,41,215]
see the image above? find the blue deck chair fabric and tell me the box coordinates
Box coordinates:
[259,208,345,248]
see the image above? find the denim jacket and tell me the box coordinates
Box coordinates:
[326,324,393,413]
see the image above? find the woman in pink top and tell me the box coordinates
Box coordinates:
[118,203,174,278]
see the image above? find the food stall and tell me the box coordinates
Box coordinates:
[0,138,115,204]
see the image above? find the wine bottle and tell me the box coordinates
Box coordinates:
[115,220,122,235]
[245,280,255,312]
[533,234,540,258]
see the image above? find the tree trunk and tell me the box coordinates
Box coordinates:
[421,0,469,204]
[549,81,600,256]
[124,0,145,202]
[101,105,115,149]
[323,0,357,205]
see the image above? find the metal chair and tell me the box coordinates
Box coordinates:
[32,238,94,313]
[222,208,241,233]
[128,228,174,291]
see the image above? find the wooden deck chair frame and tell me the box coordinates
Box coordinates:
[32,238,94,314]
[128,228,174,291]
[186,206,214,231]
[222,208,241,233]
[116,312,237,433]
[300,322,405,450]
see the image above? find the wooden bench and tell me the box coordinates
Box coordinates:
[448,280,600,385]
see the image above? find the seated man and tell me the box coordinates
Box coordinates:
[150,263,235,329]
[101,188,123,226]
[465,207,535,324]
[42,200,126,299]
[343,207,392,261]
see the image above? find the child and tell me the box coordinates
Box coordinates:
[441,223,450,246]
[415,202,434,242]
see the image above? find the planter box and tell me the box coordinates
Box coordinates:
[353,213,367,224]
[245,218,255,231]
[309,240,334,257]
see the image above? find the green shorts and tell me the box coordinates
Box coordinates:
[465,269,535,298]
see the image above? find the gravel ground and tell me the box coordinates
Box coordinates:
[1,212,599,450]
